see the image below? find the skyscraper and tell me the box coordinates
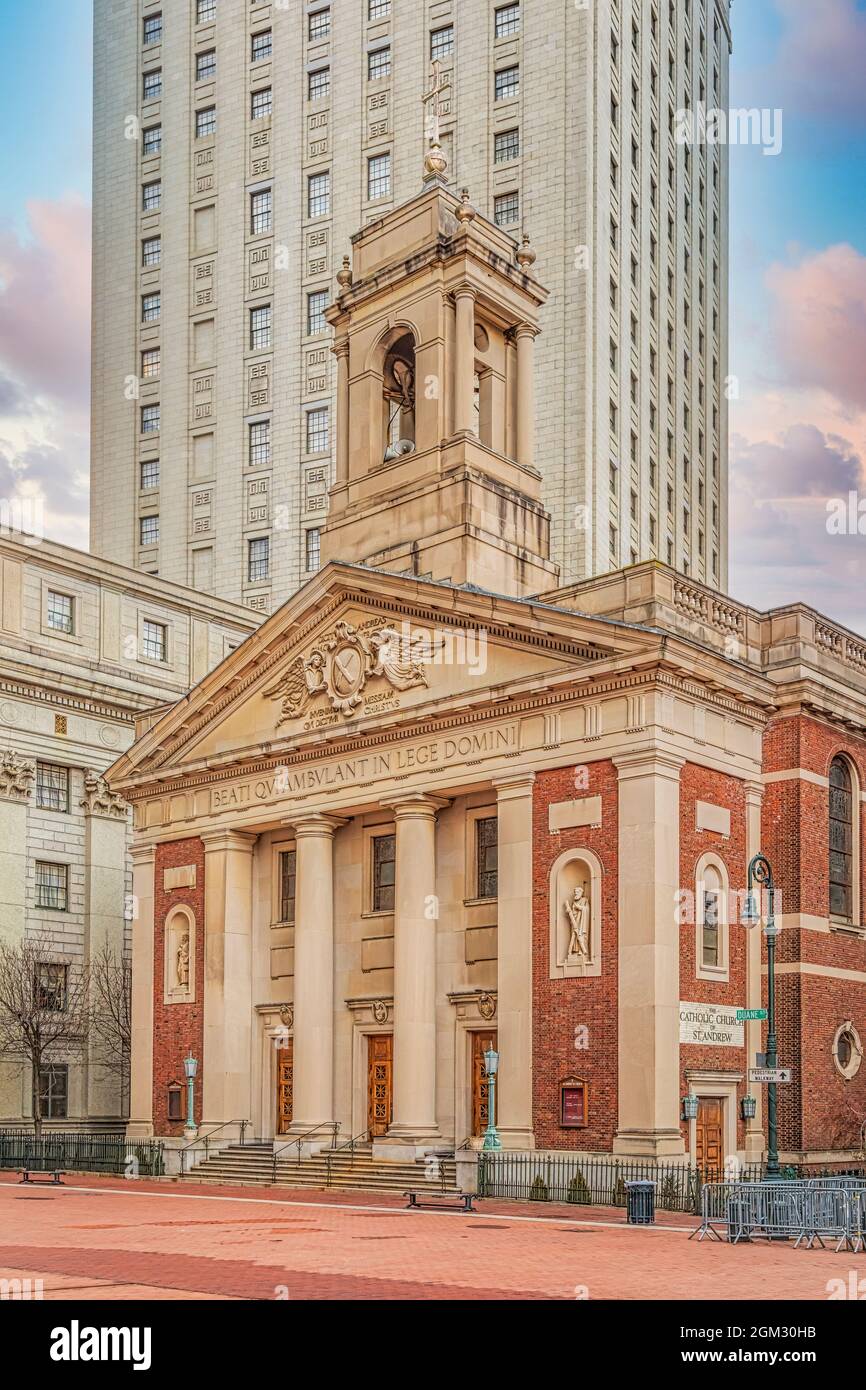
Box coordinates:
[91,0,731,610]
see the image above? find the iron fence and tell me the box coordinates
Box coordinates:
[0,1130,164,1177]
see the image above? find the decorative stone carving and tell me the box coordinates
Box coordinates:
[478,993,496,1021]
[549,848,603,980]
[176,933,190,988]
[279,1004,294,1030]
[81,770,128,820]
[564,885,591,960]
[0,750,35,801]
[372,999,389,1024]
[266,620,428,723]
[164,906,195,1005]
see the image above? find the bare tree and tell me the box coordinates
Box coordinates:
[0,931,91,1141]
[89,940,132,1117]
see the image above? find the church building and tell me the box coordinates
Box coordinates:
[109,166,866,1173]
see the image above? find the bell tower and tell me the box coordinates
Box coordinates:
[322,164,559,597]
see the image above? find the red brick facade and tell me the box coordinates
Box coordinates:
[153,839,206,1136]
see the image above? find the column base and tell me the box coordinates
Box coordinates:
[613,1128,687,1160]
[745,1129,767,1163]
[282,1120,338,1158]
[374,1125,442,1162]
[126,1121,155,1141]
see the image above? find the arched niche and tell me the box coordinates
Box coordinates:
[548,847,603,979]
[164,904,196,1005]
[695,851,730,982]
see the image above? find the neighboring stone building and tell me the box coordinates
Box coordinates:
[91,0,731,602]
[109,181,864,1174]
[0,536,259,1130]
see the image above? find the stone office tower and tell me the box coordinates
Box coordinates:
[91,0,731,611]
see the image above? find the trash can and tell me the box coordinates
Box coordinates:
[625,1179,656,1225]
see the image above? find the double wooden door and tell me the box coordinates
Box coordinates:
[367,1035,393,1137]
[695,1097,723,1172]
[471,1030,497,1137]
[276,1042,293,1136]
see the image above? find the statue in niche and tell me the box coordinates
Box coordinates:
[176,932,190,989]
[564,884,591,960]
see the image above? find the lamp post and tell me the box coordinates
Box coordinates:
[482,1047,501,1151]
[742,854,780,1178]
[183,1052,198,1141]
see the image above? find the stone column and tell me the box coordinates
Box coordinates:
[81,776,130,1119]
[613,751,686,1158]
[201,829,257,1134]
[515,324,537,468]
[744,779,766,1162]
[493,773,536,1149]
[287,813,345,1142]
[128,844,156,1139]
[380,794,448,1156]
[335,341,350,485]
[453,288,476,435]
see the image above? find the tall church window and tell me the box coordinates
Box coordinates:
[829,757,854,921]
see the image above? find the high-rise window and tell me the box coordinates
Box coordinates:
[140,458,160,490]
[142,619,167,660]
[196,106,216,138]
[372,834,396,912]
[369,0,390,16]
[248,536,270,582]
[250,305,272,350]
[305,527,321,572]
[141,348,160,379]
[142,180,161,211]
[251,87,272,119]
[36,764,69,813]
[196,50,216,81]
[495,66,519,101]
[141,404,160,433]
[494,192,519,226]
[251,189,272,235]
[308,171,330,217]
[35,862,69,911]
[367,153,391,200]
[495,3,521,38]
[368,46,391,80]
[142,292,161,322]
[306,407,329,454]
[251,29,272,62]
[142,69,162,100]
[279,849,296,924]
[249,420,271,466]
[142,125,162,155]
[140,515,160,546]
[309,8,330,39]
[307,290,329,335]
[494,129,519,163]
[143,13,163,46]
[46,591,73,635]
[309,67,330,100]
[197,0,216,23]
[430,26,454,61]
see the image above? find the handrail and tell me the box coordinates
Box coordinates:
[179,1119,249,1175]
[325,1128,371,1187]
[273,1120,340,1177]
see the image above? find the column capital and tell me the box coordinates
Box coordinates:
[452,285,477,303]
[513,321,539,341]
[613,748,686,782]
[332,337,350,360]
[493,771,536,801]
[744,778,765,807]
[129,842,156,867]
[380,793,450,820]
[284,812,348,839]
[200,828,259,854]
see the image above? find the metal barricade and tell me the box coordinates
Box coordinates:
[690,1182,737,1241]
[692,1178,866,1252]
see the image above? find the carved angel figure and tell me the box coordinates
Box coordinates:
[368,626,429,692]
[266,650,327,725]
[564,884,591,960]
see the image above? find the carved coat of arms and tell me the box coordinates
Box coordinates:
[266,620,429,723]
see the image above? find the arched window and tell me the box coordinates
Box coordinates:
[695,854,729,980]
[382,333,416,460]
[829,757,854,922]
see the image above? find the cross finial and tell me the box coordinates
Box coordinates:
[421,58,451,183]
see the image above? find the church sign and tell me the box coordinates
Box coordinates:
[679,1002,744,1047]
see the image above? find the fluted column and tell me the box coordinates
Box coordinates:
[381,794,448,1153]
[515,323,536,468]
[127,844,156,1139]
[493,773,536,1148]
[335,341,350,485]
[453,288,477,435]
[288,814,345,1139]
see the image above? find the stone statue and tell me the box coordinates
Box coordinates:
[176,932,190,988]
[81,769,128,819]
[0,749,35,801]
[564,884,591,960]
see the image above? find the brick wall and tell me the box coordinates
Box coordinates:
[152,839,205,1136]
[531,761,618,1151]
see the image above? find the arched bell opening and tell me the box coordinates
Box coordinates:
[382,332,417,461]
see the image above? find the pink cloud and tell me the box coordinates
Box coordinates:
[773,0,866,125]
[764,244,866,414]
[0,197,92,418]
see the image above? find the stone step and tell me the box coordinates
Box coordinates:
[186,1143,458,1193]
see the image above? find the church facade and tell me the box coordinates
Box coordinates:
[109,177,866,1168]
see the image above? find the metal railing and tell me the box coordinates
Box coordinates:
[325,1128,370,1188]
[0,1129,164,1177]
[693,1178,866,1251]
[477,1152,766,1213]
[179,1119,249,1176]
[273,1121,340,1181]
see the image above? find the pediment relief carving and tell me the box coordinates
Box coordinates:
[264,619,429,724]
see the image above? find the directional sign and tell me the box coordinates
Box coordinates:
[749,1067,792,1084]
[737,1009,768,1022]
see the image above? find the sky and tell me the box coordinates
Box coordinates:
[0,1,865,627]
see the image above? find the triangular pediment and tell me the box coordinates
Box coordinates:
[108,564,656,788]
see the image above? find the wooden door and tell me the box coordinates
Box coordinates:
[276,1042,293,1136]
[695,1097,723,1173]
[367,1035,393,1138]
[471,1030,497,1137]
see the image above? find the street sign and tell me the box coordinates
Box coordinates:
[737,1009,768,1021]
[749,1067,792,1084]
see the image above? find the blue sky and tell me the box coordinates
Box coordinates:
[0,0,865,627]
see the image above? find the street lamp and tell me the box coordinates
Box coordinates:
[740,1094,757,1122]
[183,1052,198,1140]
[742,853,780,1177]
[482,1047,501,1151]
[681,1094,700,1122]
